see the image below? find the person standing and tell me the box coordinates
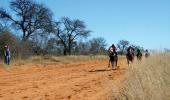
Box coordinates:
[4,45,11,65]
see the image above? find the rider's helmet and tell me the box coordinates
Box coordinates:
[146,49,148,52]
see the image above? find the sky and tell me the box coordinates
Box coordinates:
[0,0,170,50]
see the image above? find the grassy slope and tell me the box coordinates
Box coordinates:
[119,53,170,100]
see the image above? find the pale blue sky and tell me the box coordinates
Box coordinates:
[0,0,170,50]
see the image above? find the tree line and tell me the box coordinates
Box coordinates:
[0,0,145,59]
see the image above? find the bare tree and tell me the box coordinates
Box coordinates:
[29,31,52,55]
[73,41,90,55]
[0,0,54,41]
[54,17,91,55]
[89,37,107,55]
[117,40,130,55]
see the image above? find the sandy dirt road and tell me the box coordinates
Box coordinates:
[0,58,127,100]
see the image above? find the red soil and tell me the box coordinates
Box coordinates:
[0,58,127,100]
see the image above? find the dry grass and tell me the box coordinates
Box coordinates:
[118,53,170,100]
[28,55,108,64]
[0,55,109,67]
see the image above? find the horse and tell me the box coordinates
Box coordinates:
[136,49,142,61]
[108,52,118,69]
[145,52,150,58]
[145,50,150,58]
[126,47,135,65]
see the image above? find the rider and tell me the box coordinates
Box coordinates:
[127,46,134,53]
[136,49,142,55]
[108,44,117,56]
[145,49,150,58]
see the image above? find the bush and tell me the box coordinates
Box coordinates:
[0,30,19,59]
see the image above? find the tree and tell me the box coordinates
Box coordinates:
[0,0,54,41]
[54,17,91,55]
[73,41,91,55]
[29,31,52,55]
[164,48,170,53]
[89,37,107,55]
[117,40,130,55]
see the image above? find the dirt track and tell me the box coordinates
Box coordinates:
[0,58,127,100]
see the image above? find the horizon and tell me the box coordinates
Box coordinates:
[0,0,170,50]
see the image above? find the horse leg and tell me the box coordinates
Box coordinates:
[115,59,119,69]
[127,59,130,66]
[126,56,129,66]
[132,58,134,63]
[115,60,117,67]
[115,56,118,67]
[126,55,129,66]
[111,60,114,69]
[108,58,111,67]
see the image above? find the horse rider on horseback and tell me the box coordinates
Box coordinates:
[127,46,135,55]
[145,49,150,58]
[136,49,142,61]
[126,46,135,65]
[108,44,118,68]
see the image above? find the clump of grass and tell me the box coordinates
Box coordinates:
[118,53,170,100]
